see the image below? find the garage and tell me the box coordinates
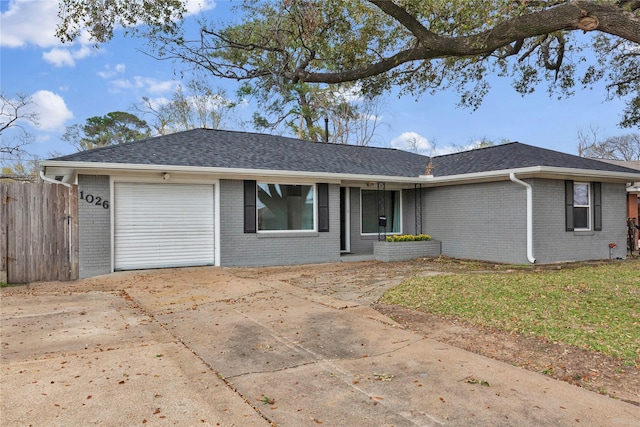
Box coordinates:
[114,182,215,270]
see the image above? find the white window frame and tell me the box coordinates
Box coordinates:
[573,182,591,231]
[256,182,317,233]
[360,188,402,236]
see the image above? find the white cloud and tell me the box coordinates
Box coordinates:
[0,0,60,48]
[390,132,484,156]
[143,96,171,110]
[144,88,232,111]
[144,78,178,94]
[391,132,433,154]
[184,0,217,15]
[433,145,468,156]
[42,45,93,67]
[110,76,177,94]
[334,84,364,103]
[2,0,216,70]
[1,0,217,48]
[2,0,95,67]
[362,113,382,122]
[27,90,74,132]
[98,63,127,79]
[620,42,640,55]
[42,48,74,67]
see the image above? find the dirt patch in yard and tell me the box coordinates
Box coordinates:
[265,257,640,407]
[373,303,640,407]
[363,257,640,407]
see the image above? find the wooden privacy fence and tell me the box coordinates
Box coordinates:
[1,181,78,284]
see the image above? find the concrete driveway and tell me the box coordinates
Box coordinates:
[2,262,639,426]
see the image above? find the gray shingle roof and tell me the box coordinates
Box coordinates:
[51,128,639,178]
[430,142,638,176]
[52,128,430,177]
[594,159,640,171]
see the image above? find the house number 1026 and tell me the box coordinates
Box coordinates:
[79,191,109,209]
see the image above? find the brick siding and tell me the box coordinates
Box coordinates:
[219,179,341,266]
[531,179,627,262]
[78,175,111,278]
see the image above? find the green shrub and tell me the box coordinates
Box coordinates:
[385,234,432,242]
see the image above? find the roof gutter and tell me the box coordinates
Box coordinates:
[39,160,427,184]
[420,166,640,184]
[39,161,640,186]
[509,173,536,264]
[39,165,71,188]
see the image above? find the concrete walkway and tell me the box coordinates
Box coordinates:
[2,264,639,426]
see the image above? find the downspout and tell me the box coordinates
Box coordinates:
[509,173,536,264]
[39,166,71,187]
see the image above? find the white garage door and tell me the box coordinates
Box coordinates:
[114,183,215,270]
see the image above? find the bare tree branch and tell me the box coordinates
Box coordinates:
[579,130,640,160]
[1,93,39,155]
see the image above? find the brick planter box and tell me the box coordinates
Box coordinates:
[373,240,442,262]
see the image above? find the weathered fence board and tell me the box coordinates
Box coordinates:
[1,182,78,284]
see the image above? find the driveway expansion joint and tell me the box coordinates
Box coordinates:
[119,289,276,426]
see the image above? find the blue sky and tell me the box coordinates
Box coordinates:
[0,0,632,165]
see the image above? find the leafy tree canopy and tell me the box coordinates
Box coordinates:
[1,154,40,182]
[57,1,640,128]
[62,111,151,151]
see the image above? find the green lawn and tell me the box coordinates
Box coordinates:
[380,259,640,364]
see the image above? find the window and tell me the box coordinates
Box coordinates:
[257,183,315,231]
[573,183,590,230]
[565,181,601,232]
[361,189,401,234]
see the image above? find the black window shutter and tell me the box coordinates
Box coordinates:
[593,182,602,231]
[244,180,257,233]
[565,180,574,231]
[318,183,329,232]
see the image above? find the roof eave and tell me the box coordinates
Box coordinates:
[40,161,640,186]
[419,166,640,184]
[39,160,424,184]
